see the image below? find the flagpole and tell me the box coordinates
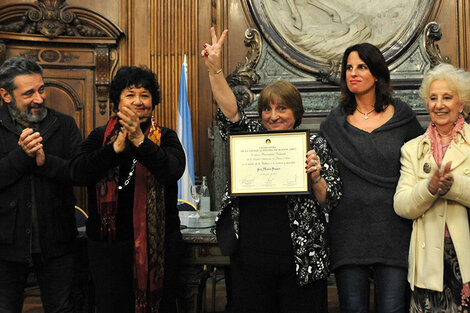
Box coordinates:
[183,54,188,84]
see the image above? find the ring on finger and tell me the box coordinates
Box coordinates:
[313,166,317,172]
[128,121,134,126]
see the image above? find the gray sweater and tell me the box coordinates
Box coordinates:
[320,98,423,271]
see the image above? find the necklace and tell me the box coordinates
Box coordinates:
[118,159,137,190]
[356,107,375,120]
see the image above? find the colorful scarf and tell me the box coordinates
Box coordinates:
[96,116,166,313]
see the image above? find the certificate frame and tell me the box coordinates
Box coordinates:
[228,129,310,196]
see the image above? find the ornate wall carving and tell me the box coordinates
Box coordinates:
[245,0,441,83]
[0,0,121,38]
[225,2,449,121]
[0,0,125,209]
[0,0,124,118]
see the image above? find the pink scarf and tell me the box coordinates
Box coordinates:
[424,115,465,168]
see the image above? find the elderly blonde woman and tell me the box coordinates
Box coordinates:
[394,63,470,312]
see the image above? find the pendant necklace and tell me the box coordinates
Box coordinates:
[356,107,375,120]
[118,159,137,190]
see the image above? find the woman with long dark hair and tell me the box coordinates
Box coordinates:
[321,43,424,312]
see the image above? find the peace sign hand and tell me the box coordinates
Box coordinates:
[201,27,228,75]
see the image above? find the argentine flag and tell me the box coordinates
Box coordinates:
[177,55,195,204]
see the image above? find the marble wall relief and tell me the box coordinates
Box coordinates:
[246,0,438,82]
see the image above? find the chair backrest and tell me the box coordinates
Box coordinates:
[177,199,197,211]
[75,205,88,228]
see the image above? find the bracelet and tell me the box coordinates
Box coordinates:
[209,68,223,75]
[136,140,144,147]
[312,175,323,184]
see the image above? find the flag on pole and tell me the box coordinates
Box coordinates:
[177,55,195,204]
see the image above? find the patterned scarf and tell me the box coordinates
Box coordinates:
[96,116,166,313]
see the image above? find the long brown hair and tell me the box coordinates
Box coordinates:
[340,43,392,115]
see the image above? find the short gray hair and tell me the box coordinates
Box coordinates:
[420,63,470,115]
[0,57,43,95]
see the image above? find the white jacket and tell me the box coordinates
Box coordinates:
[394,123,470,291]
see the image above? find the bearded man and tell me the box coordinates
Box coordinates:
[0,56,81,313]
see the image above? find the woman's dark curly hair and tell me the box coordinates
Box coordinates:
[339,43,392,115]
[109,66,161,112]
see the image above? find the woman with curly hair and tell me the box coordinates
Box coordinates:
[71,66,185,313]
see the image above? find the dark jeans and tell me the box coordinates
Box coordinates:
[0,253,75,313]
[230,249,327,313]
[335,264,409,313]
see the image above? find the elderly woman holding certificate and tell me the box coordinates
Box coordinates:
[201,27,341,313]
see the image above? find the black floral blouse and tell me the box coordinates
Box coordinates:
[215,106,342,286]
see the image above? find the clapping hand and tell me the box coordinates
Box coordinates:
[428,161,453,196]
[113,128,127,154]
[438,161,453,196]
[113,104,146,153]
[18,128,45,166]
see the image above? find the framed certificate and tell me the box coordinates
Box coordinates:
[228,130,310,196]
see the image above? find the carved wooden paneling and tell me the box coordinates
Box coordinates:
[0,0,124,211]
[0,0,124,128]
[433,0,469,71]
[43,68,94,135]
[151,0,205,175]
[457,0,469,69]
[43,68,94,209]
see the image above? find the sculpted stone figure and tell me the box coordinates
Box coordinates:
[266,0,419,63]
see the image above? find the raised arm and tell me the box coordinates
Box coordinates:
[201,27,239,122]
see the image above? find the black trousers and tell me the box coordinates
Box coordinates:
[0,253,75,313]
[88,232,183,313]
[230,248,327,313]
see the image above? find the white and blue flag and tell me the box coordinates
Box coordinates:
[177,55,195,204]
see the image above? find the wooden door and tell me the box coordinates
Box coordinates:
[43,68,95,210]
[0,0,124,212]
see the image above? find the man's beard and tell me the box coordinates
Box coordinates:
[7,98,48,124]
